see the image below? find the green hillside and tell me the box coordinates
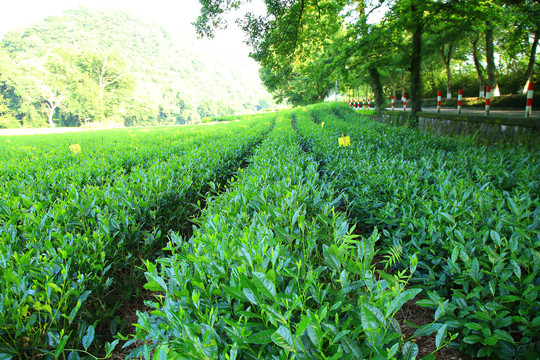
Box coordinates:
[0,7,273,128]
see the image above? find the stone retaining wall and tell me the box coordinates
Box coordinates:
[377,111,540,147]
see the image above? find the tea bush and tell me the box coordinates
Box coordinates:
[131,112,449,359]
[0,117,273,359]
[295,102,540,358]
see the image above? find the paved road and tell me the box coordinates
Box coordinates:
[386,107,539,119]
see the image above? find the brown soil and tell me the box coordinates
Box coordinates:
[109,288,156,359]
[395,295,473,360]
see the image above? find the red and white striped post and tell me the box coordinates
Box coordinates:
[391,95,395,110]
[485,85,491,115]
[368,98,371,108]
[437,91,441,113]
[403,94,407,111]
[457,89,463,114]
[362,98,365,109]
[525,82,534,118]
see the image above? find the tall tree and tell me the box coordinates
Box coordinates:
[485,20,500,96]
[36,82,66,128]
[501,0,540,92]
[75,50,131,119]
[471,37,487,97]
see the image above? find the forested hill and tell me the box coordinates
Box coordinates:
[0,7,273,128]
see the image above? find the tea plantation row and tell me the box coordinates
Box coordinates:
[135,104,538,359]
[294,103,539,359]
[131,112,427,359]
[1,103,538,359]
[0,117,274,358]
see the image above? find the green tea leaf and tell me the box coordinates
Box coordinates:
[252,272,276,299]
[402,341,418,360]
[245,329,275,344]
[82,325,95,350]
[261,304,287,325]
[4,271,20,286]
[243,288,259,306]
[413,323,443,338]
[386,288,422,318]
[323,244,341,272]
[341,336,363,358]
[435,324,447,349]
[490,230,501,246]
[510,259,521,279]
[465,322,483,331]
[361,303,383,333]
[463,334,482,344]
[470,258,479,280]
[440,212,455,224]
[33,302,53,314]
[494,329,514,343]
[531,316,540,328]
[47,283,62,293]
[271,326,295,352]
[484,336,498,345]
[307,324,323,350]
[105,339,120,356]
[222,285,249,302]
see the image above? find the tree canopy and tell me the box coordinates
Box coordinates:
[195,0,539,117]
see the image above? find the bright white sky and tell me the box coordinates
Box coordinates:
[0,0,261,57]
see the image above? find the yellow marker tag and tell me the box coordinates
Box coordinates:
[69,144,81,154]
[321,122,325,128]
[338,136,351,147]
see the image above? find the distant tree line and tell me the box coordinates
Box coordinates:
[0,7,273,128]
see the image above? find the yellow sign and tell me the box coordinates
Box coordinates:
[321,122,325,128]
[69,144,81,154]
[338,136,351,147]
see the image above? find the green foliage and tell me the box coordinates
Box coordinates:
[295,102,540,358]
[0,7,273,128]
[130,112,430,359]
[0,118,273,358]
[2,101,537,358]
[197,0,538,110]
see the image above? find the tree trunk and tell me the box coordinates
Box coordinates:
[47,106,55,128]
[523,28,539,93]
[440,44,453,98]
[368,66,383,117]
[472,38,486,98]
[485,21,500,96]
[409,1,423,123]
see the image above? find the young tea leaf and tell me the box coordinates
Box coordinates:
[271,326,295,353]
